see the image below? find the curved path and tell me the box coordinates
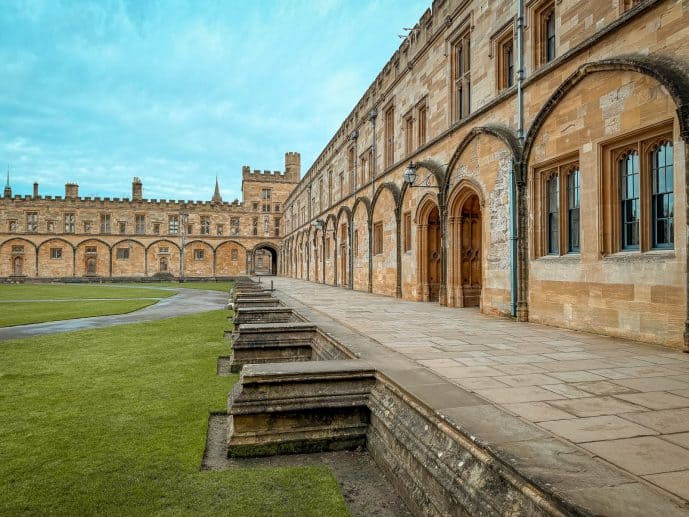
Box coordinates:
[0,288,228,340]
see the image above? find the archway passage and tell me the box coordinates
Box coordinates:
[421,205,441,302]
[254,245,278,275]
[13,256,23,276]
[459,194,482,307]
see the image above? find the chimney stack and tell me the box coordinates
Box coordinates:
[33,182,39,198]
[65,183,79,199]
[132,177,142,201]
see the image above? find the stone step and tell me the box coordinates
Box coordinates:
[232,307,301,326]
[227,360,376,457]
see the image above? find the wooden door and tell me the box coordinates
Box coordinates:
[460,194,481,307]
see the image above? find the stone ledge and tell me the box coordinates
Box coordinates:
[227,360,376,457]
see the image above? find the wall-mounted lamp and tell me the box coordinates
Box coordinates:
[403,162,440,189]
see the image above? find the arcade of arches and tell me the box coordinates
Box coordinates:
[278,0,689,350]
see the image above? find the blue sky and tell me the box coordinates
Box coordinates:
[1,0,428,201]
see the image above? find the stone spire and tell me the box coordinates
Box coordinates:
[3,166,11,198]
[212,176,222,204]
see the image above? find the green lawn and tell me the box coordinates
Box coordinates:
[0,310,349,516]
[0,284,175,300]
[0,299,158,327]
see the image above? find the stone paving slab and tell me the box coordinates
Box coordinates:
[272,277,689,515]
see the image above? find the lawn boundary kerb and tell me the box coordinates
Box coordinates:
[224,277,689,517]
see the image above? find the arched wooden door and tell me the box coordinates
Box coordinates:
[459,194,482,307]
[13,256,23,276]
[425,206,441,301]
[417,200,441,302]
[159,257,168,272]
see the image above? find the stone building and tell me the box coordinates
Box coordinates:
[279,0,689,350]
[0,153,300,280]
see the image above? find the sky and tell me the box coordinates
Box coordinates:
[1,0,428,202]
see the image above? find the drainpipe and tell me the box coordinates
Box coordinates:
[509,161,518,318]
[510,0,525,318]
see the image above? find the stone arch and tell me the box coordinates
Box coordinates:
[335,205,353,229]
[352,196,371,224]
[0,238,38,277]
[296,231,307,279]
[444,125,521,196]
[184,240,214,277]
[36,238,75,277]
[145,239,181,253]
[110,239,145,278]
[371,182,401,214]
[75,239,112,277]
[524,55,689,166]
[445,125,521,314]
[216,240,248,276]
[352,198,370,291]
[252,241,279,275]
[370,183,401,297]
[335,206,353,288]
[324,214,337,285]
[309,227,322,282]
[145,239,180,278]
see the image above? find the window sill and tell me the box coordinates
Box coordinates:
[536,253,580,261]
[603,250,676,262]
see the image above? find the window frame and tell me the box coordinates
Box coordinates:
[417,99,428,147]
[450,27,471,122]
[532,0,556,69]
[64,213,76,234]
[495,24,515,91]
[404,110,414,156]
[135,214,145,235]
[50,247,63,260]
[601,123,674,254]
[384,104,395,168]
[373,221,384,255]
[532,155,580,258]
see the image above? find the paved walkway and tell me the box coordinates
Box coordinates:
[0,288,227,340]
[273,277,689,514]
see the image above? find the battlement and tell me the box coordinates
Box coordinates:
[241,151,301,184]
[0,193,247,211]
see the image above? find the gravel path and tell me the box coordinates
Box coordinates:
[0,288,227,340]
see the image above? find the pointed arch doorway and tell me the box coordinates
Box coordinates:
[417,199,441,302]
[449,187,482,307]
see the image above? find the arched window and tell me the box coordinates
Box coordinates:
[620,150,640,250]
[547,175,559,254]
[567,168,580,253]
[651,141,674,249]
